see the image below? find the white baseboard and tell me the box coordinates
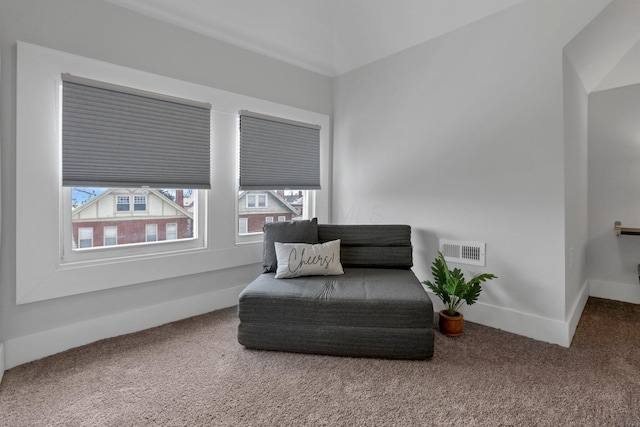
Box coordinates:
[589,279,640,304]
[4,284,247,370]
[426,280,590,347]
[0,342,5,384]
[463,302,572,347]
[567,280,590,344]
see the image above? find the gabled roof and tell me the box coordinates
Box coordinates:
[72,189,193,219]
[238,190,300,216]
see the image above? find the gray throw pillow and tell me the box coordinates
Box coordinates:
[263,218,318,273]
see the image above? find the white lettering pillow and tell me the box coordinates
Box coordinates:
[274,239,344,279]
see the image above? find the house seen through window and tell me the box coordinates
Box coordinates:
[61,74,210,256]
[238,190,306,235]
[72,188,196,250]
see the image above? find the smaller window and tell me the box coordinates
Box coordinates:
[104,226,117,246]
[116,195,130,211]
[78,227,93,248]
[239,218,248,234]
[166,223,177,240]
[133,195,147,211]
[145,224,158,242]
[278,216,286,222]
[265,217,274,223]
[246,193,267,209]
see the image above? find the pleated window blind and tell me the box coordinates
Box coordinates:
[238,110,320,190]
[61,74,211,189]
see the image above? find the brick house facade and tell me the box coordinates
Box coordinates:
[72,189,193,248]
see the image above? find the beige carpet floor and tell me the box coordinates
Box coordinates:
[0,297,639,426]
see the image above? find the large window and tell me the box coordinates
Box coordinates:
[16,41,329,304]
[60,73,209,257]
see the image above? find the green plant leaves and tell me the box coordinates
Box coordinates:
[421,252,497,316]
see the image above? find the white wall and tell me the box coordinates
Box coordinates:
[588,83,640,304]
[332,0,610,345]
[1,0,630,371]
[563,53,590,332]
[0,0,332,369]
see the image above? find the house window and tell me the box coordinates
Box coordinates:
[133,195,147,211]
[246,193,267,209]
[104,226,117,246]
[166,223,177,240]
[78,227,93,248]
[117,195,130,211]
[239,218,248,235]
[238,190,307,236]
[146,224,158,242]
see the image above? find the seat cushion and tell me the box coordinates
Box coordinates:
[317,224,413,268]
[238,268,433,329]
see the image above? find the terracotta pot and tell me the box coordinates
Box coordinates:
[439,310,464,336]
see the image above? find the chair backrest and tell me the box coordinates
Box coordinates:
[317,224,413,269]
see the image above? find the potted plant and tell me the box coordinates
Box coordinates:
[422,251,497,336]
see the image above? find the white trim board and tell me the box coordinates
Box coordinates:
[567,280,591,343]
[589,279,640,304]
[0,343,5,384]
[426,280,590,347]
[4,284,246,370]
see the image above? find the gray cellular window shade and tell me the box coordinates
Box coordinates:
[239,110,320,190]
[62,74,211,189]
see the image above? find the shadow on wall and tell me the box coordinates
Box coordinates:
[411,227,441,278]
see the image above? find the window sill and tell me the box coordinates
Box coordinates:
[17,244,263,305]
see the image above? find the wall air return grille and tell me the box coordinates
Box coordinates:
[439,240,486,266]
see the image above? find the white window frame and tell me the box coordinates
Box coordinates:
[265,216,274,223]
[78,227,93,249]
[16,42,330,304]
[246,193,267,209]
[116,195,130,212]
[133,195,147,212]
[239,218,248,235]
[166,223,178,240]
[62,188,205,263]
[104,225,118,246]
[145,224,158,242]
[278,216,287,222]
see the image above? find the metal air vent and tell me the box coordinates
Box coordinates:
[439,239,486,266]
